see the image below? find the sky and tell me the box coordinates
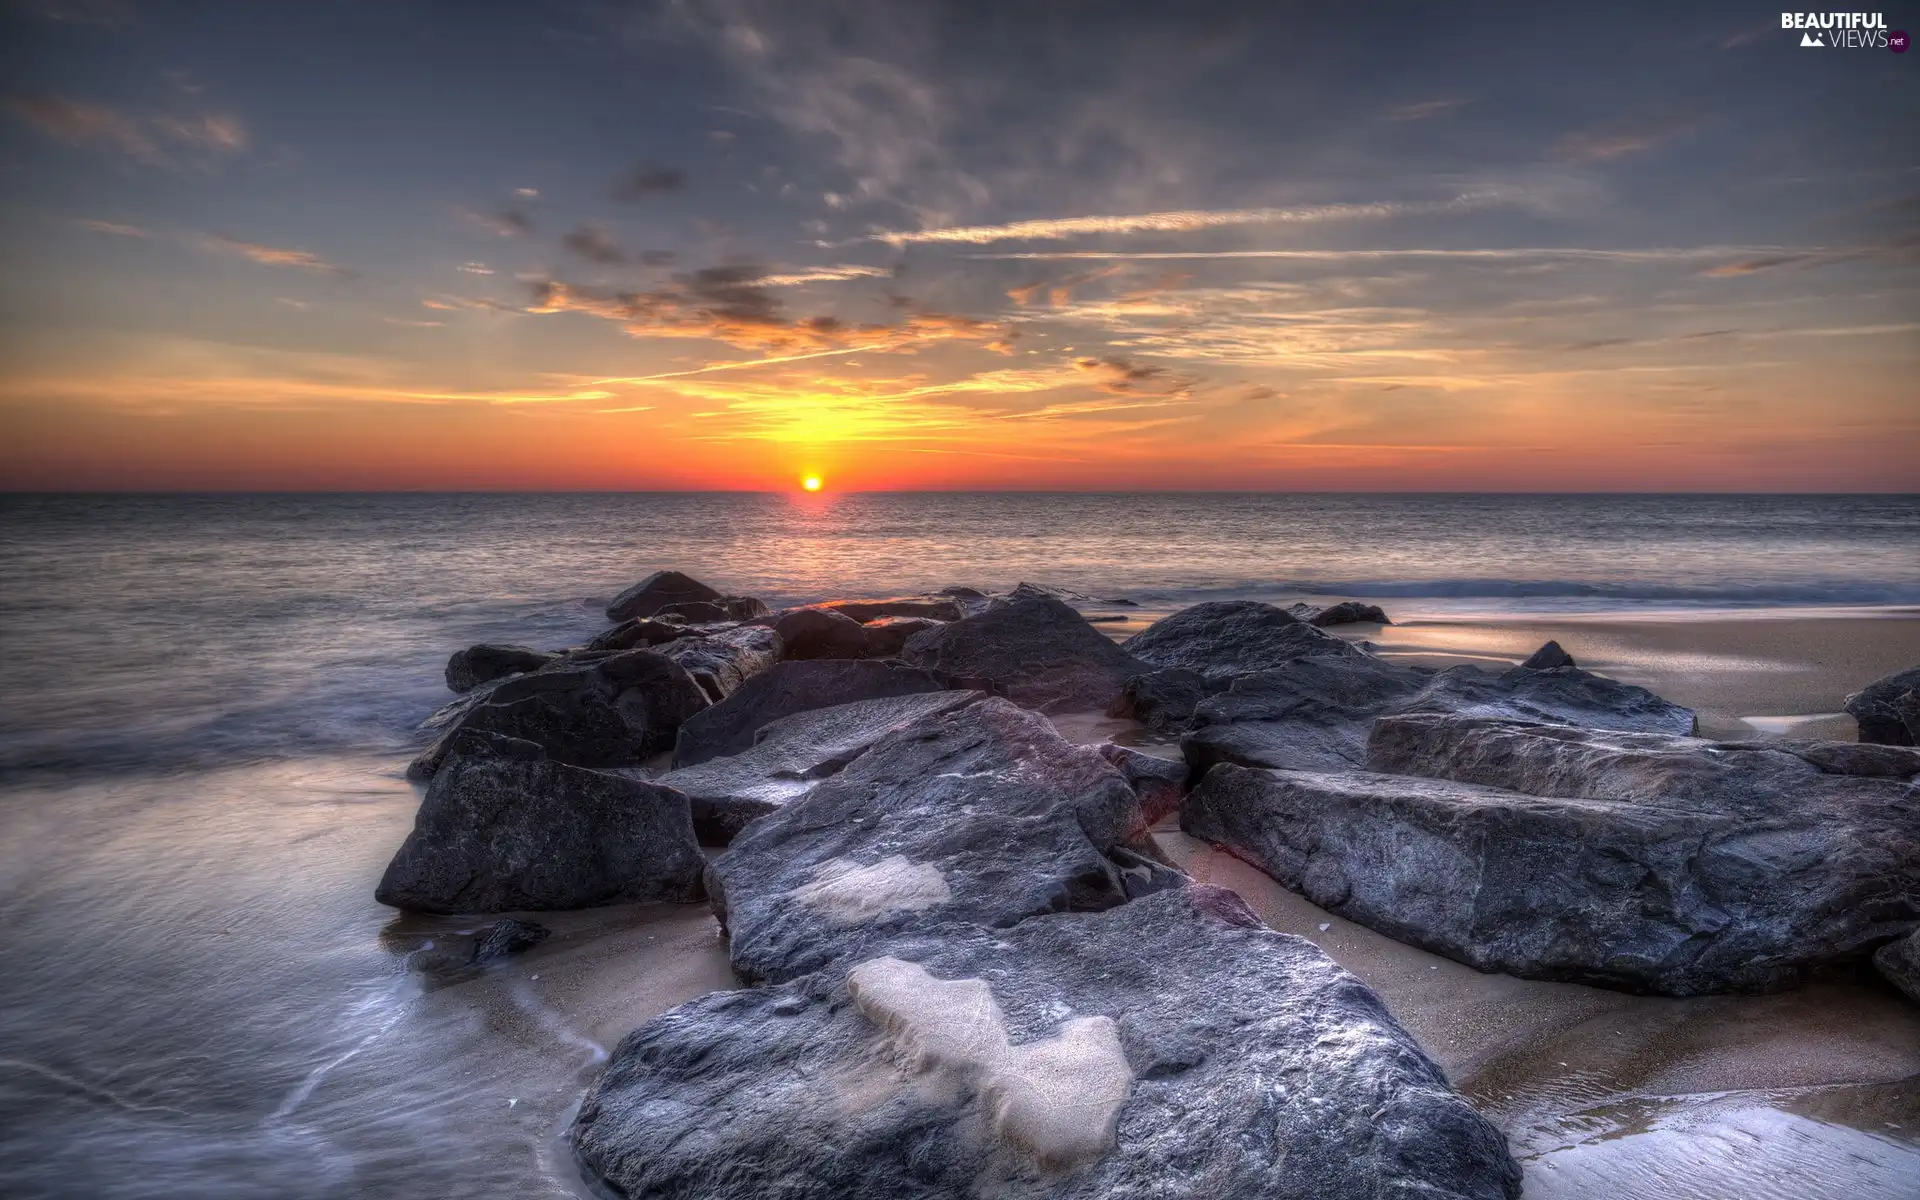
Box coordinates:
[0,0,1915,491]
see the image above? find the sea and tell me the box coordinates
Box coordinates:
[1,491,1916,1198]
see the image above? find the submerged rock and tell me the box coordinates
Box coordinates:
[606,569,724,622]
[471,918,550,964]
[378,732,704,914]
[707,697,1179,984]
[1185,713,1920,994]
[1875,930,1920,1004]
[901,596,1145,713]
[1847,665,1920,745]
[1123,601,1357,679]
[673,659,948,768]
[409,647,713,779]
[657,691,982,844]
[444,644,558,694]
[573,886,1522,1200]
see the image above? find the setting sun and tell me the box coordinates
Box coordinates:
[801,475,823,492]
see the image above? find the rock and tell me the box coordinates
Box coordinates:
[1875,930,1920,1004]
[1847,665,1920,745]
[1185,713,1920,994]
[824,596,964,623]
[935,585,988,599]
[409,648,712,779]
[656,625,783,703]
[443,644,558,694]
[1096,743,1187,825]
[606,570,724,622]
[773,607,874,660]
[1899,691,1920,744]
[654,599,733,623]
[573,887,1522,1200]
[585,617,688,654]
[860,615,941,657]
[1107,668,1226,732]
[673,659,949,768]
[471,918,550,964]
[726,596,772,620]
[1182,654,1696,775]
[1518,640,1575,670]
[901,596,1146,713]
[378,732,705,914]
[1306,601,1393,627]
[708,697,1179,984]
[657,691,983,844]
[1123,601,1358,680]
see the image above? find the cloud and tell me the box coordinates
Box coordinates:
[871,193,1513,247]
[640,249,678,267]
[201,235,343,274]
[78,218,146,237]
[1556,115,1696,162]
[612,163,687,200]
[563,224,629,265]
[1008,264,1125,307]
[749,264,890,286]
[1073,355,1167,393]
[8,96,245,166]
[460,207,532,237]
[1385,98,1463,122]
[973,245,1820,267]
[18,0,134,27]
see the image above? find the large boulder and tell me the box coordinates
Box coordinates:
[408,647,713,779]
[901,596,1146,713]
[444,644,558,693]
[573,887,1523,1200]
[606,570,724,622]
[1123,601,1358,679]
[674,659,948,768]
[773,606,876,660]
[707,697,1179,984]
[1847,665,1920,745]
[823,596,964,623]
[1875,929,1920,1004]
[377,732,705,914]
[1184,713,1920,994]
[861,615,942,657]
[1182,655,1696,774]
[657,624,783,703]
[1292,601,1393,627]
[657,691,982,845]
[1107,668,1226,732]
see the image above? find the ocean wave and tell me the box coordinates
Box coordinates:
[1138,578,1920,608]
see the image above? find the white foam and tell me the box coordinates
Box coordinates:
[846,957,1133,1171]
[789,856,952,924]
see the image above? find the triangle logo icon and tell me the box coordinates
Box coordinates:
[1800,31,1824,46]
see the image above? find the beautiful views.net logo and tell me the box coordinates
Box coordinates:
[1781,12,1906,49]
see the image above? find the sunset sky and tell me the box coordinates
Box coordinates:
[1,0,1915,491]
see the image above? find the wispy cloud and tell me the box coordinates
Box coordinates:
[201,235,343,275]
[563,224,629,265]
[973,245,1813,264]
[749,264,891,286]
[1385,98,1464,122]
[1556,115,1697,162]
[77,218,147,237]
[8,96,245,166]
[612,163,686,201]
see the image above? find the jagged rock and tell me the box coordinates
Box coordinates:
[1299,601,1393,627]
[1185,713,1920,994]
[378,732,705,914]
[861,615,941,657]
[773,607,875,660]
[1097,743,1187,825]
[585,617,688,654]
[1518,640,1575,670]
[935,585,988,599]
[901,596,1146,713]
[606,570,724,622]
[674,659,949,768]
[655,625,782,704]
[823,596,965,622]
[573,887,1523,1200]
[1875,929,1920,1004]
[707,697,1179,984]
[409,647,713,779]
[655,600,733,623]
[657,691,982,844]
[471,918,550,964]
[1847,665,1920,745]
[444,644,558,694]
[1107,668,1226,732]
[1182,655,1696,775]
[1899,690,1920,744]
[726,596,771,620]
[1123,601,1358,680]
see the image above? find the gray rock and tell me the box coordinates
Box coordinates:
[1875,929,1920,1004]
[409,647,713,779]
[658,691,983,844]
[655,599,733,623]
[606,570,724,622]
[1097,743,1188,825]
[1297,601,1393,627]
[1182,655,1696,775]
[1517,640,1575,670]
[1847,665,1920,745]
[573,886,1522,1200]
[585,617,688,654]
[656,625,782,703]
[824,596,965,623]
[1107,668,1226,732]
[471,918,550,963]
[726,596,772,620]
[708,697,1178,984]
[444,644,558,694]
[902,596,1146,713]
[1184,713,1920,994]
[1123,601,1358,680]
[774,607,875,660]
[861,615,942,657]
[378,732,705,914]
[1899,691,1920,745]
[674,659,949,768]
